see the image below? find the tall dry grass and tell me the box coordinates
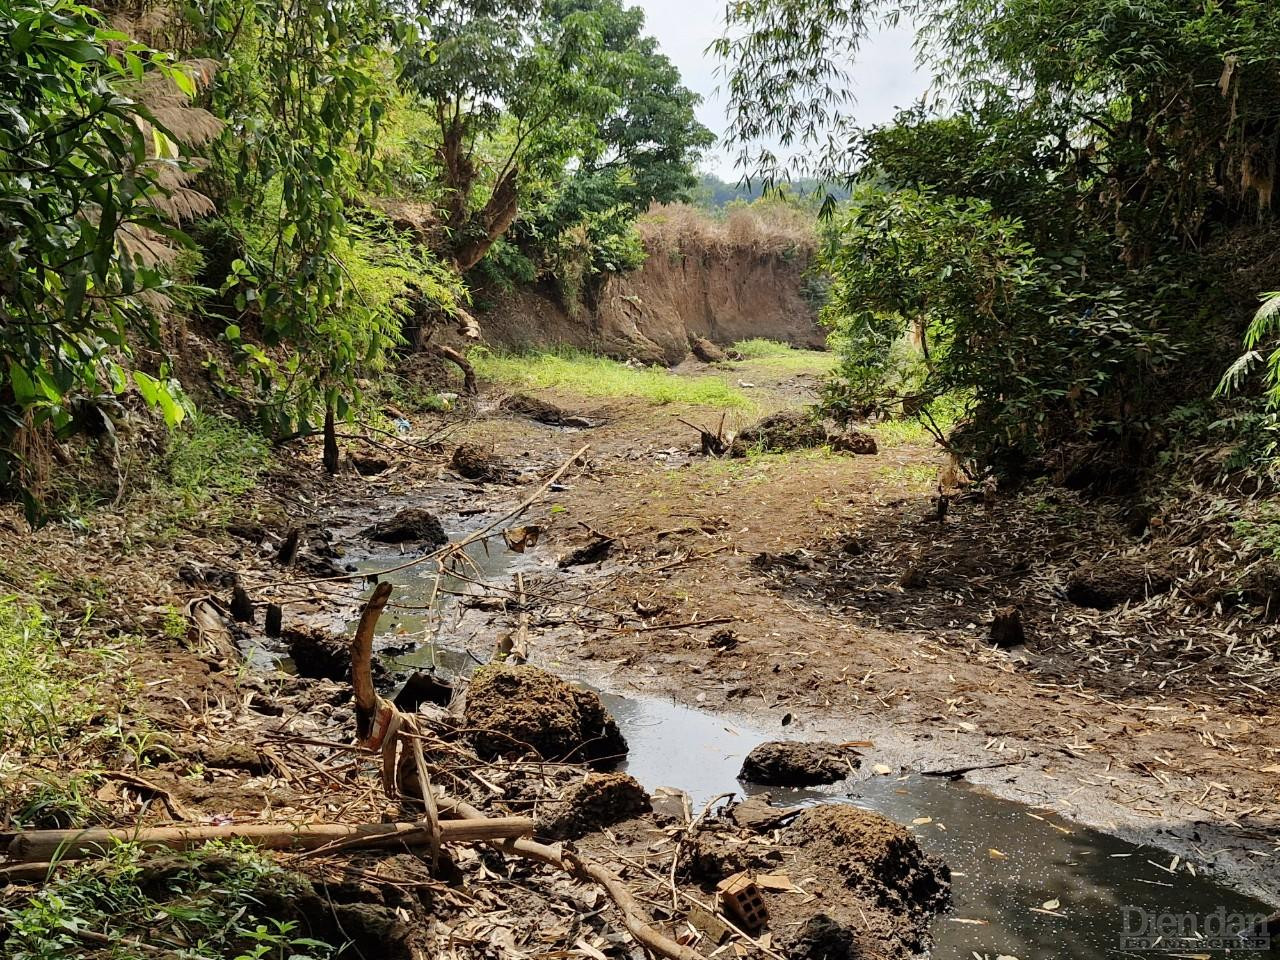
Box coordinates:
[637,201,817,259]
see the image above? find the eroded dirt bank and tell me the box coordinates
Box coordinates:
[480,247,825,365]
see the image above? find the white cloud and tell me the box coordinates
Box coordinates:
[634,0,931,179]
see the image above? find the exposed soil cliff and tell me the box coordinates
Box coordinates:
[481,239,825,364]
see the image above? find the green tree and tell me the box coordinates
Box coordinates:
[185,0,423,452]
[716,0,1280,475]
[399,0,711,276]
[0,0,201,507]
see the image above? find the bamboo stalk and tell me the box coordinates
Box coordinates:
[1,816,533,864]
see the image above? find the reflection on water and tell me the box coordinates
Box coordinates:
[340,524,1275,960]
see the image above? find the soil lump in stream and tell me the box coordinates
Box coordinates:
[738,740,858,786]
[783,806,950,936]
[463,664,627,767]
[362,507,448,546]
[450,442,507,482]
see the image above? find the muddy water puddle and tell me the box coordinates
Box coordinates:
[334,527,1275,959]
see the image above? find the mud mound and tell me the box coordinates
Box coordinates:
[677,832,751,886]
[781,914,861,960]
[362,508,447,546]
[451,442,505,482]
[738,741,857,787]
[500,393,592,428]
[783,805,949,923]
[464,664,627,767]
[830,430,878,455]
[690,336,727,363]
[730,411,827,457]
[728,412,878,458]
[285,625,384,682]
[536,772,651,840]
[1066,560,1173,610]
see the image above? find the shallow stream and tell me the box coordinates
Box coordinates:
[335,520,1276,959]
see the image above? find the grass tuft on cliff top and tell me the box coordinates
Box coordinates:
[470,346,753,408]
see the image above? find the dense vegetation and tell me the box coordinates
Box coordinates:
[719,0,1280,484]
[0,0,711,513]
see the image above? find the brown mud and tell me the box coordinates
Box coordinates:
[289,357,1280,906]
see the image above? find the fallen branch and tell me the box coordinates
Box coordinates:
[0,817,533,864]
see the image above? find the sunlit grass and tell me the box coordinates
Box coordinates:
[868,393,969,447]
[731,338,836,374]
[470,346,753,408]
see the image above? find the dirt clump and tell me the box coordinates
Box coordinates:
[350,451,390,476]
[500,392,592,428]
[285,625,383,683]
[738,741,857,787]
[451,442,506,482]
[1066,559,1173,610]
[463,664,627,766]
[989,605,1026,647]
[536,772,651,840]
[677,833,752,886]
[728,412,877,458]
[730,411,828,456]
[361,507,448,545]
[690,336,727,363]
[782,914,862,960]
[782,805,949,927]
[829,430,878,455]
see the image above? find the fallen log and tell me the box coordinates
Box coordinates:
[0,816,533,864]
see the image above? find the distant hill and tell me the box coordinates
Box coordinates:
[691,173,851,210]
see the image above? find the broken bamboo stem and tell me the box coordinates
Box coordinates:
[0,817,534,864]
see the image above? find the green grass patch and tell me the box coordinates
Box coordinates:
[731,339,836,374]
[160,411,271,517]
[0,841,334,960]
[0,597,90,751]
[471,346,752,408]
[869,393,968,447]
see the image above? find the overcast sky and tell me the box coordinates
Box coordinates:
[635,0,931,180]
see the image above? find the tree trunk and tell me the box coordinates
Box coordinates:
[322,402,339,475]
[453,167,521,272]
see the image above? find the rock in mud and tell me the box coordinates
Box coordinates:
[782,805,950,923]
[536,772,651,840]
[362,507,447,546]
[730,411,828,457]
[451,442,505,481]
[464,664,627,766]
[678,833,751,886]
[689,336,727,363]
[738,741,857,787]
[1066,560,1173,610]
[193,741,271,774]
[558,537,614,567]
[500,392,592,427]
[350,452,390,476]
